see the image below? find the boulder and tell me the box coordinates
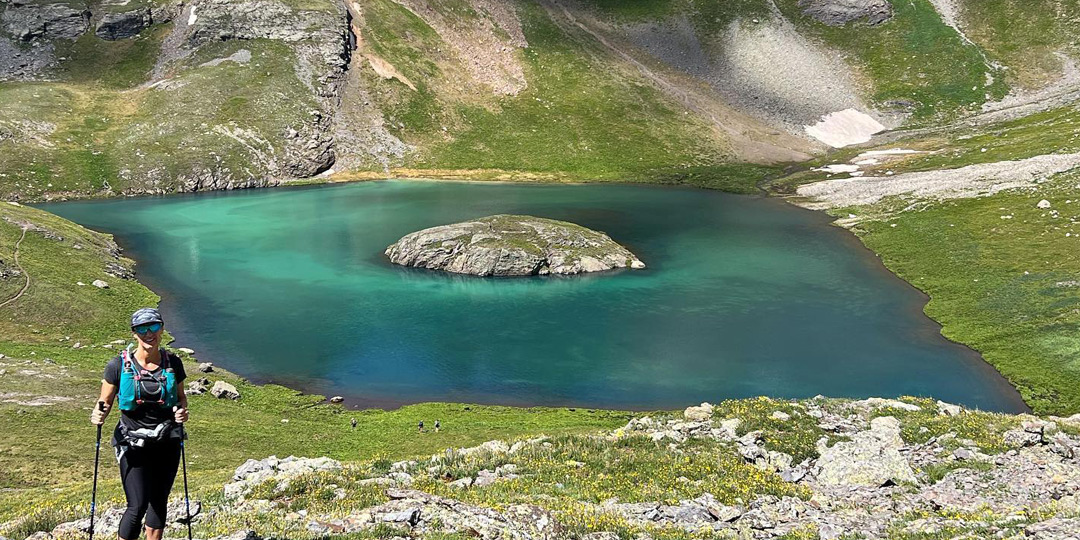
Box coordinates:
[385,215,645,276]
[798,0,892,26]
[1037,199,1052,209]
[329,395,344,403]
[210,381,241,400]
[849,397,921,412]
[814,416,917,487]
[225,455,341,499]
[166,499,202,523]
[187,380,208,395]
[472,469,498,487]
[684,402,714,421]
[92,279,109,289]
[95,9,152,40]
[457,440,510,456]
[198,362,214,373]
[936,400,962,416]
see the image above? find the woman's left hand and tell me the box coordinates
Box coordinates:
[173,406,188,423]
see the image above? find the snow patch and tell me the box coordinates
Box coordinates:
[815,164,861,174]
[804,109,885,148]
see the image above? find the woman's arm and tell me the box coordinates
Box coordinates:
[91,381,118,425]
[174,382,189,423]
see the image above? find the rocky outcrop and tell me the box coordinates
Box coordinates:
[341,489,563,539]
[95,9,152,40]
[385,215,646,277]
[798,0,893,26]
[178,0,347,181]
[813,416,917,487]
[0,259,19,279]
[225,455,342,499]
[1,1,90,41]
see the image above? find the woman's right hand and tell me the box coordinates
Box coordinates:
[90,403,108,425]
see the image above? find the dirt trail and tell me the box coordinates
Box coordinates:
[795,152,1080,210]
[539,0,814,164]
[0,228,30,309]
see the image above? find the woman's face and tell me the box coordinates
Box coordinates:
[132,323,163,348]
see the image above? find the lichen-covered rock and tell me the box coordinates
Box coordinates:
[683,402,714,421]
[798,0,892,26]
[210,380,241,400]
[813,416,917,487]
[385,215,645,276]
[225,455,342,499]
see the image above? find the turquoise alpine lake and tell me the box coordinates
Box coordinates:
[40,180,1028,412]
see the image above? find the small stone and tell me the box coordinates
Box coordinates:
[953,448,976,460]
[198,362,214,373]
[448,477,473,489]
[770,411,791,421]
[178,347,195,354]
[582,533,620,540]
[92,279,109,289]
[1037,199,1052,209]
[473,470,499,487]
[329,396,344,403]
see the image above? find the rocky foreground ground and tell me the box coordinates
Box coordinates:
[10,397,1080,540]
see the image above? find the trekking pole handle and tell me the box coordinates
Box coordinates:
[97,401,105,412]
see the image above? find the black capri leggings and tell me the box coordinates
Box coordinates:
[117,441,182,540]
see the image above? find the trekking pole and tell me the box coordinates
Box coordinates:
[89,401,104,540]
[179,419,193,540]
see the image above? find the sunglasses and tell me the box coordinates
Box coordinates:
[133,322,163,334]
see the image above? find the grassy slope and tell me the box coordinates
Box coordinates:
[833,171,1080,416]
[351,0,776,193]
[958,0,1080,90]
[0,20,323,200]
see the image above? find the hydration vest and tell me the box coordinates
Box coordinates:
[117,346,178,411]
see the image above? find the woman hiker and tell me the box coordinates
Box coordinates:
[90,307,188,540]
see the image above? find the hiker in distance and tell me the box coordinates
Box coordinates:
[90,308,189,540]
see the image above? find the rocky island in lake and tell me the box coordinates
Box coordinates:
[385,214,645,276]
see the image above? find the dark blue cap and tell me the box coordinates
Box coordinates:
[130,307,164,328]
